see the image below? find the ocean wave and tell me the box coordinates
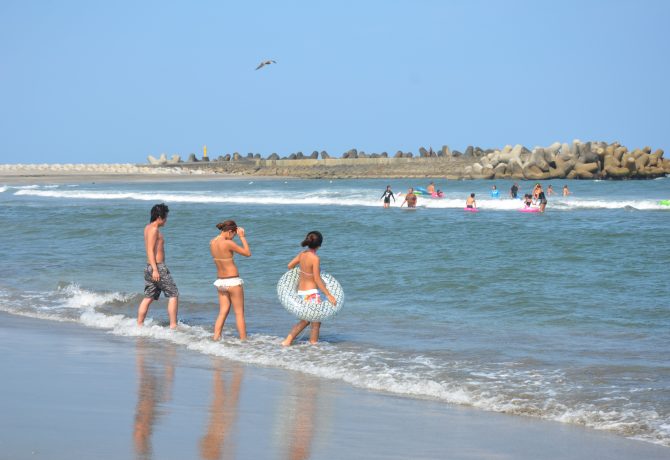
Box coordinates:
[0,283,668,447]
[12,187,670,211]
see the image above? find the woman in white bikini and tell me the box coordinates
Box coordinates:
[281,231,337,346]
[210,220,251,341]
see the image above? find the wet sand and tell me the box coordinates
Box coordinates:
[1,312,668,460]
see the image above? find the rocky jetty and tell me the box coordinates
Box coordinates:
[145,140,669,179]
[465,141,669,180]
[147,154,182,165]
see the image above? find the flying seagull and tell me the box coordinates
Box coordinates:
[255,60,276,70]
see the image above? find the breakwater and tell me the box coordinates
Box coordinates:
[146,140,669,180]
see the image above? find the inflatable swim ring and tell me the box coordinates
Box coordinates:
[414,186,429,196]
[463,207,479,212]
[276,268,344,322]
[519,207,541,213]
[659,200,670,206]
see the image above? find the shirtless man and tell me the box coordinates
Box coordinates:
[426,181,436,195]
[137,203,179,329]
[466,193,477,209]
[400,188,418,208]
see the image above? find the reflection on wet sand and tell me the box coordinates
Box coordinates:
[199,360,244,460]
[282,375,321,460]
[133,339,176,460]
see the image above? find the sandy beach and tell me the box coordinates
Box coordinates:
[0,164,239,185]
[1,312,668,460]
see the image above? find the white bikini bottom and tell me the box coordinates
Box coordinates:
[214,277,244,291]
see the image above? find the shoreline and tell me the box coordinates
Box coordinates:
[0,165,286,185]
[2,311,669,459]
[3,138,670,183]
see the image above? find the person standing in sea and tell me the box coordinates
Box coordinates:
[210,220,251,341]
[137,203,179,329]
[380,185,396,208]
[490,185,500,198]
[510,182,519,199]
[466,193,477,209]
[282,231,336,346]
[400,188,418,208]
[563,185,571,196]
[533,184,548,212]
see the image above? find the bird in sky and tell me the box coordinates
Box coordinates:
[255,60,277,70]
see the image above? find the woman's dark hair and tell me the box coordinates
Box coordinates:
[216,220,238,232]
[150,203,169,222]
[301,231,323,249]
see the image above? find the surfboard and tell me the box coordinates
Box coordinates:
[277,268,344,322]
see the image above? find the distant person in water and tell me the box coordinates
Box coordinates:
[536,185,548,212]
[510,182,519,199]
[532,183,542,201]
[427,181,436,194]
[523,194,533,208]
[400,188,418,208]
[563,185,571,196]
[137,203,179,329]
[380,185,395,208]
[210,220,251,341]
[466,193,477,209]
[547,184,556,196]
[490,185,500,198]
[282,231,336,346]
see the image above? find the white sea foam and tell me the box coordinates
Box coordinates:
[0,186,7,193]
[54,283,131,310]
[13,187,670,211]
[1,284,669,447]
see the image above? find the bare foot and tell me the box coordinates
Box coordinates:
[213,335,220,341]
[281,338,292,347]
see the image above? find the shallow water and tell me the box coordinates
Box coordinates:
[1,177,669,446]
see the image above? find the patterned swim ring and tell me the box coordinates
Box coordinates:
[276,268,345,322]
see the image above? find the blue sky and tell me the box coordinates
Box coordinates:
[1,0,668,164]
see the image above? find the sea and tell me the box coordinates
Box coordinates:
[1,177,669,447]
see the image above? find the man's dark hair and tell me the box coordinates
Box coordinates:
[150,203,170,222]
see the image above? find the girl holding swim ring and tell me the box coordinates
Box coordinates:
[281,231,336,346]
[210,220,251,341]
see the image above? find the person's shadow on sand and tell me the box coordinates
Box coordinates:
[199,360,244,460]
[132,339,176,460]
